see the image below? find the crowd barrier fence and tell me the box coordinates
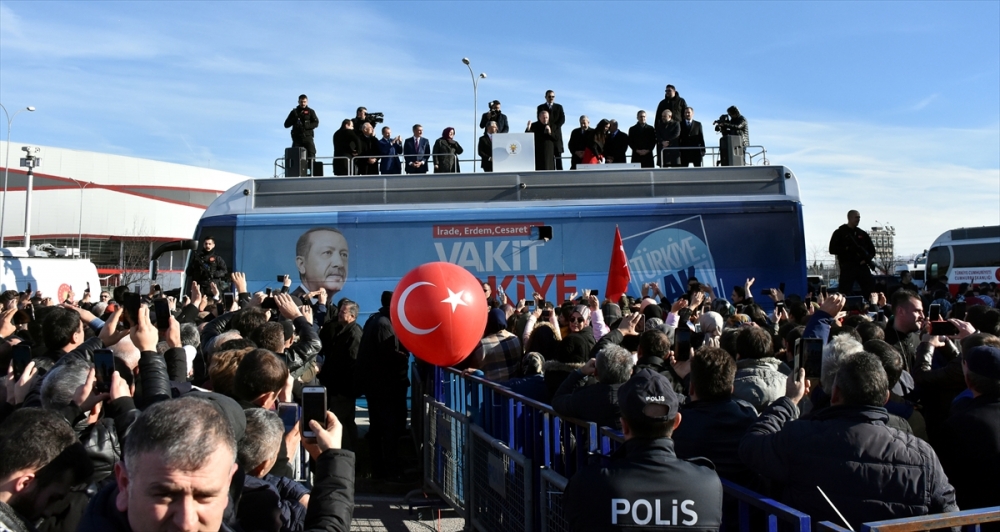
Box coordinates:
[273,144,770,177]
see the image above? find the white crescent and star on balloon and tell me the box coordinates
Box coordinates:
[395,282,470,336]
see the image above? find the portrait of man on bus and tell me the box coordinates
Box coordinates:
[295,227,349,297]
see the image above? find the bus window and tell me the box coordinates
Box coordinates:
[926,246,950,280]
[952,242,1000,269]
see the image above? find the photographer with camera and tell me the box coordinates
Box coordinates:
[283,94,319,160]
[479,100,509,134]
[714,105,749,147]
[351,107,384,132]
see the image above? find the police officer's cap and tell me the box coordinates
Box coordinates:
[618,368,680,422]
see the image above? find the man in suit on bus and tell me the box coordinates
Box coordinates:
[678,107,706,167]
[537,90,566,170]
[403,124,430,174]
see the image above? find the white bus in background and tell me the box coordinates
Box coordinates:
[1,246,102,301]
[924,225,1000,293]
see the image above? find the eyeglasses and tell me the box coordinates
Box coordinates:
[569,316,586,324]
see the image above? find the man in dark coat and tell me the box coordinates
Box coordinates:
[937,345,1000,527]
[828,209,877,294]
[605,120,630,164]
[563,369,724,531]
[654,85,687,133]
[354,122,381,176]
[628,110,656,168]
[527,110,557,171]
[186,237,229,295]
[678,107,706,167]
[567,115,589,170]
[283,94,319,160]
[318,299,363,451]
[332,119,359,176]
[536,90,566,169]
[655,109,681,168]
[739,353,958,530]
[357,291,410,480]
[552,345,634,430]
[478,122,497,172]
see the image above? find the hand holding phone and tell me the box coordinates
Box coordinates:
[277,402,300,433]
[12,344,32,379]
[94,349,115,393]
[928,304,942,322]
[300,386,327,439]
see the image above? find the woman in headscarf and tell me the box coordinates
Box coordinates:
[433,127,463,173]
[698,311,724,348]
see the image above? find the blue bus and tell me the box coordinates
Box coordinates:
[177,166,806,313]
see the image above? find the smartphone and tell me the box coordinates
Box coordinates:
[637,314,646,332]
[94,349,115,393]
[930,321,959,336]
[123,292,142,325]
[792,339,803,378]
[277,402,300,433]
[820,286,828,297]
[952,302,967,321]
[776,301,785,312]
[591,289,599,297]
[701,304,711,314]
[844,296,864,311]
[674,328,692,362]
[84,282,91,294]
[928,304,942,322]
[540,309,552,320]
[779,282,786,294]
[12,344,32,379]
[877,309,885,321]
[266,287,273,297]
[801,338,824,378]
[496,284,505,297]
[26,282,32,294]
[300,386,327,439]
[223,293,235,310]
[276,275,286,283]
[538,299,547,308]
[153,299,171,329]
[525,301,535,309]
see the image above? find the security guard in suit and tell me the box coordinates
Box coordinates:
[563,368,724,531]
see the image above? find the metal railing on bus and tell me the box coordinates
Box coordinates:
[273,145,770,177]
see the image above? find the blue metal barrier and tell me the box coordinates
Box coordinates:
[424,365,998,532]
[817,506,1000,531]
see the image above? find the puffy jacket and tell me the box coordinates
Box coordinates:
[564,437,723,531]
[739,397,958,530]
[731,357,790,412]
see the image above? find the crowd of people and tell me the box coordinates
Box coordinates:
[462,273,1000,530]
[284,85,751,176]
[2,232,999,531]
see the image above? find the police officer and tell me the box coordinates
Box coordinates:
[828,209,877,295]
[187,236,229,294]
[563,368,723,531]
[283,94,319,160]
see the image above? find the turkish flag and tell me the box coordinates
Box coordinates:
[605,226,631,303]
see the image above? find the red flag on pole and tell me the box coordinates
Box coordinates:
[605,226,631,303]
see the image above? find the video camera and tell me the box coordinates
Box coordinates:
[713,114,732,133]
[365,112,384,126]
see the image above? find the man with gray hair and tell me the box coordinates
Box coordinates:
[238,408,310,530]
[552,345,635,429]
[78,396,356,531]
[739,353,957,530]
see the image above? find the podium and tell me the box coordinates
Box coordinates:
[491,133,535,173]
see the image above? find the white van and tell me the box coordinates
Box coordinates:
[1,246,102,301]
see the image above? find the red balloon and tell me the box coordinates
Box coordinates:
[390,262,488,367]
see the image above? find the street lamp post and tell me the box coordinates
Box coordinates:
[461,58,486,173]
[0,104,36,246]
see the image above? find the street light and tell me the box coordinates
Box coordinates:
[0,104,35,246]
[462,58,486,173]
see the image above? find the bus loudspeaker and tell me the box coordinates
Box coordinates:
[285,147,308,177]
[720,136,745,167]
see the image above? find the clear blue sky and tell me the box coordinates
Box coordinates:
[1,1,998,257]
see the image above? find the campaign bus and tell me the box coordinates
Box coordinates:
[924,225,1000,293]
[178,166,807,314]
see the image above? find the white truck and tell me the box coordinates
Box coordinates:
[1,245,102,301]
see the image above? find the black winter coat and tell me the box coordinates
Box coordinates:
[674,397,759,488]
[938,394,1000,517]
[318,321,363,398]
[739,398,958,530]
[551,370,622,430]
[564,437,723,531]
